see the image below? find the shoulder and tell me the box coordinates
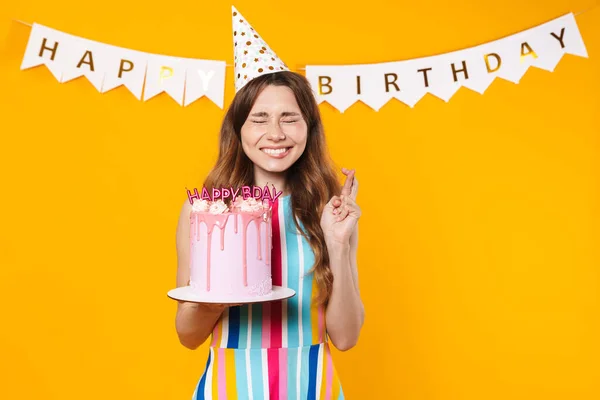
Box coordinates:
[180,197,193,216]
[176,198,194,240]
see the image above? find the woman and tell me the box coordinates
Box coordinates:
[175,71,364,399]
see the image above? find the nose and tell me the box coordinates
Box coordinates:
[266,120,285,141]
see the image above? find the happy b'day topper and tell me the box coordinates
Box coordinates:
[186,185,283,206]
[232,6,289,92]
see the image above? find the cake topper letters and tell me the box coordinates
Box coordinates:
[186,185,283,205]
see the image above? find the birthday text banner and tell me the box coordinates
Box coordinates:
[305,13,588,112]
[20,23,226,108]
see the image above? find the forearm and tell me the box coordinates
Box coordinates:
[325,242,365,351]
[349,223,359,293]
[175,302,223,350]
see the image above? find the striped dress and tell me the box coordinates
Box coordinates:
[192,194,345,400]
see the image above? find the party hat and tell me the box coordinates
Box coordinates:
[232,6,289,92]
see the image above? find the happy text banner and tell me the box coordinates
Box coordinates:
[305,13,588,112]
[20,23,226,108]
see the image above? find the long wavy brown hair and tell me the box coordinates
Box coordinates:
[203,71,341,306]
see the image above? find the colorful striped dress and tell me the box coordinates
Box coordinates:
[192,194,345,400]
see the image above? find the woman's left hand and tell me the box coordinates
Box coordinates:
[320,168,361,246]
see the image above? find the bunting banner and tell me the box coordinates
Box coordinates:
[20,23,226,108]
[305,13,589,112]
[17,11,591,111]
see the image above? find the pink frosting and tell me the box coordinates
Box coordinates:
[189,202,273,298]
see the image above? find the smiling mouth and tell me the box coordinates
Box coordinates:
[261,147,292,156]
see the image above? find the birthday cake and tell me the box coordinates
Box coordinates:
[188,195,274,299]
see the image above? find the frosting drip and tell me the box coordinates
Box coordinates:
[190,207,272,292]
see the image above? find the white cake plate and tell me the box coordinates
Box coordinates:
[167,285,296,304]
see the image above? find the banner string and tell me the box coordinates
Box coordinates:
[575,2,599,16]
[13,19,32,27]
[11,3,599,70]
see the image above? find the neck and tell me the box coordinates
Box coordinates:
[253,168,289,197]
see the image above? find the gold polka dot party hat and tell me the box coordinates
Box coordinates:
[232,5,289,93]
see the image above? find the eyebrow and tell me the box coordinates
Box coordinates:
[250,111,301,118]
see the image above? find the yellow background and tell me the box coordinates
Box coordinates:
[1,0,599,398]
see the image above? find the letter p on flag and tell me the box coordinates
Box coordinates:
[160,66,174,84]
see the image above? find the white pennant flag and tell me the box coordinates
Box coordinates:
[184,59,226,108]
[101,45,148,100]
[144,55,186,105]
[21,23,70,82]
[60,37,111,91]
[306,13,588,112]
